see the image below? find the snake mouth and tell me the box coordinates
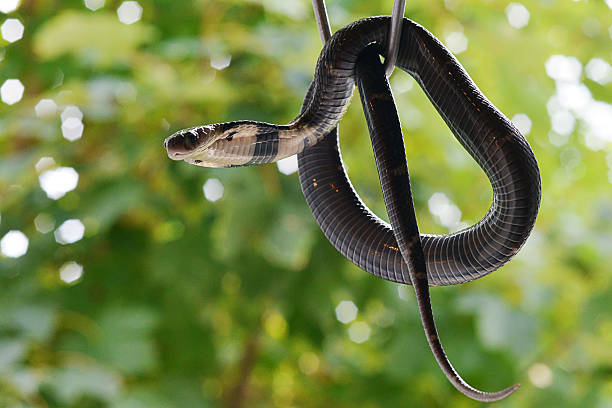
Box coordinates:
[164,125,215,160]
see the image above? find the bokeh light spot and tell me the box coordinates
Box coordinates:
[34,213,55,234]
[277,155,298,175]
[505,3,530,29]
[550,110,575,136]
[1,78,24,105]
[428,192,463,231]
[203,178,224,202]
[263,309,287,340]
[397,285,410,301]
[39,167,79,200]
[59,261,83,284]
[54,219,85,245]
[60,105,83,121]
[35,156,56,173]
[335,300,358,324]
[35,99,58,118]
[117,1,142,25]
[61,117,84,141]
[84,0,104,11]
[549,131,570,147]
[545,55,582,82]
[1,18,23,42]
[391,75,414,93]
[528,363,553,388]
[0,230,28,258]
[585,58,612,85]
[348,321,371,344]
[210,54,231,70]
[0,0,21,13]
[556,82,592,111]
[444,31,468,54]
[511,113,532,136]
[580,101,612,150]
[298,352,320,375]
[582,18,600,38]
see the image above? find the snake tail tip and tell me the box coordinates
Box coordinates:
[478,383,520,403]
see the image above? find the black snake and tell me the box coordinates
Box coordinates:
[164,16,541,401]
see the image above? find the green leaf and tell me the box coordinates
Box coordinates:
[43,364,120,405]
[33,11,155,67]
[91,306,160,375]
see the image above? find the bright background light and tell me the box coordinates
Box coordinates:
[428,192,466,231]
[335,300,358,324]
[61,105,83,121]
[0,0,20,14]
[203,178,224,202]
[1,18,24,42]
[59,261,84,284]
[61,117,84,141]
[528,363,553,388]
[444,31,468,54]
[348,321,371,344]
[0,230,28,258]
[39,167,79,200]
[55,219,85,244]
[545,54,612,150]
[210,54,231,70]
[35,99,58,118]
[1,78,24,105]
[277,155,298,175]
[585,58,612,85]
[84,0,104,11]
[511,113,532,136]
[505,3,530,29]
[545,55,582,82]
[117,1,142,25]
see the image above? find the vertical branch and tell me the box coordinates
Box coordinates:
[223,330,261,408]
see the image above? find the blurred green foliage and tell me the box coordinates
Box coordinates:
[1,0,612,407]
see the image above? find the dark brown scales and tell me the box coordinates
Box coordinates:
[297,17,541,287]
[352,43,519,402]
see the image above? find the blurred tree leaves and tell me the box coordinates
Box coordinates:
[33,11,155,67]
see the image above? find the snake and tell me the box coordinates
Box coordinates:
[164,16,541,401]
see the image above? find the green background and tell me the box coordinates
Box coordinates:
[1,0,612,406]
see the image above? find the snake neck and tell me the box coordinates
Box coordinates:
[239,102,354,166]
[211,120,324,166]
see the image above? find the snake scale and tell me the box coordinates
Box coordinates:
[164,17,541,401]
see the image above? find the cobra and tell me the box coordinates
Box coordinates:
[164,17,541,401]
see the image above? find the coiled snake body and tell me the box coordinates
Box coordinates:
[165,16,541,401]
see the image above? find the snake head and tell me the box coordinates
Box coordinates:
[164,121,283,168]
[164,125,217,164]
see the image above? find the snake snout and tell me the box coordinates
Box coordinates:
[165,126,215,160]
[164,130,201,159]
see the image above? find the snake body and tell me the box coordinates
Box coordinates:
[353,43,517,401]
[164,16,541,401]
[165,16,541,287]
